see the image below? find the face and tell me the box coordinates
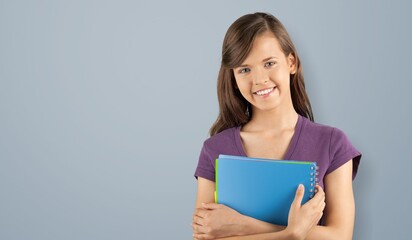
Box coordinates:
[233,31,296,113]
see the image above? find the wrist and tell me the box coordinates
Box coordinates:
[233,213,250,236]
[284,227,304,240]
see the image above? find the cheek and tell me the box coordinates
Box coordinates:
[270,70,291,87]
[236,81,252,96]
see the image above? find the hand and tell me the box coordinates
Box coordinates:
[192,203,244,240]
[286,184,326,240]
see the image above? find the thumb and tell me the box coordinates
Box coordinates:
[201,202,221,210]
[292,184,304,208]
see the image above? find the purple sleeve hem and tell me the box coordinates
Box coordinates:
[194,168,215,182]
[326,150,362,180]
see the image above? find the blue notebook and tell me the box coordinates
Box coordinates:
[215,154,318,226]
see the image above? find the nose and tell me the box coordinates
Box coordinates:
[252,67,269,85]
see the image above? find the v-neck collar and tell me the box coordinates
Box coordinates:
[234,114,304,160]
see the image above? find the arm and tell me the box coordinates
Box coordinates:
[193,177,285,238]
[305,160,355,240]
[193,178,325,240]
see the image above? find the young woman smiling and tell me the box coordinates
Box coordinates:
[193,12,361,240]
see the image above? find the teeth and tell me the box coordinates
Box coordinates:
[256,87,274,96]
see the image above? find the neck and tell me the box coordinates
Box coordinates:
[247,102,298,132]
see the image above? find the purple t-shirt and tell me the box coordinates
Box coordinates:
[194,115,361,189]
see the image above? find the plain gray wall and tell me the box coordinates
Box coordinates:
[1,0,411,239]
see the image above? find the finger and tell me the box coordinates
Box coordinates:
[201,202,222,210]
[319,208,325,219]
[192,215,205,226]
[311,186,325,205]
[192,227,201,235]
[193,233,213,240]
[194,208,202,217]
[320,200,326,211]
[314,199,325,214]
[314,196,326,215]
[292,184,304,208]
[193,233,200,240]
[194,209,207,218]
[317,186,325,202]
[315,185,325,196]
[192,223,198,232]
[192,234,202,240]
[192,223,206,234]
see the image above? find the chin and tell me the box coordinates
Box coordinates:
[252,103,282,112]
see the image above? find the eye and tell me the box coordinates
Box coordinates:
[239,68,250,74]
[265,61,276,67]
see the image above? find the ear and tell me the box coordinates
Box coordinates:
[287,53,297,74]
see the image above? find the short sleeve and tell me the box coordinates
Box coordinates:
[326,128,362,180]
[194,142,216,182]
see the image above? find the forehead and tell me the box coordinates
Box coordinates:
[242,31,284,63]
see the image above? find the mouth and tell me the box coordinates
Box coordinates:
[253,86,276,96]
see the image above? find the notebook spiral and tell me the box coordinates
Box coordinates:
[309,164,319,198]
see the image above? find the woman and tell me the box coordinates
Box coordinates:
[193,12,361,240]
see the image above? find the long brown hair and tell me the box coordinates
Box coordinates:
[209,12,314,136]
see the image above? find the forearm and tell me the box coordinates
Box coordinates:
[238,214,285,235]
[305,226,352,240]
[192,206,285,239]
[214,225,351,240]
[215,229,297,240]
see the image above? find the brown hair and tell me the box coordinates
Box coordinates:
[209,12,314,136]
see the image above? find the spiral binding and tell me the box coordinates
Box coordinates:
[309,164,319,198]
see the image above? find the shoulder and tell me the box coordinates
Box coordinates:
[298,116,359,161]
[304,118,350,143]
[298,116,362,180]
[200,126,240,162]
[195,128,238,182]
[303,117,336,137]
[195,127,240,181]
[203,127,238,149]
[301,117,352,142]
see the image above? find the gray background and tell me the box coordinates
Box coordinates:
[1,0,411,239]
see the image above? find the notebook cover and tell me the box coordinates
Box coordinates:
[215,154,317,226]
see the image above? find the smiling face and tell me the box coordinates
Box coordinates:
[233,31,296,114]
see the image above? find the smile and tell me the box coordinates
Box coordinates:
[254,87,276,96]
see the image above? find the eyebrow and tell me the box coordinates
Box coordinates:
[237,56,278,68]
